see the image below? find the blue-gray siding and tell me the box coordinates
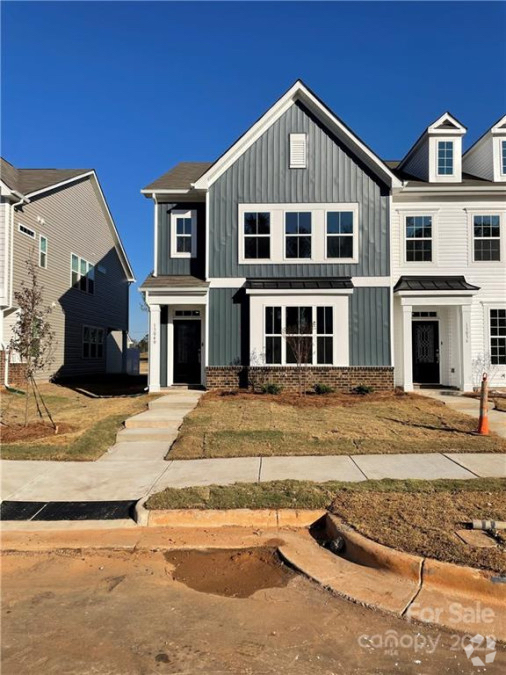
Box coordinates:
[209,101,390,278]
[208,286,391,367]
[157,202,205,277]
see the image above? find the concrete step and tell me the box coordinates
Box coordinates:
[149,399,198,411]
[101,441,171,462]
[125,411,183,429]
[116,428,179,443]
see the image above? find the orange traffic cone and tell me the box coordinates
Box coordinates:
[477,373,489,435]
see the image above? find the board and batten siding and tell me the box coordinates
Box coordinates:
[208,286,391,367]
[8,177,130,378]
[157,201,205,277]
[392,195,506,387]
[208,101,390,279]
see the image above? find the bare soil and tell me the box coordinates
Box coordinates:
[165,548,293,597]
[3,546,505,674]
[1,421,76,443]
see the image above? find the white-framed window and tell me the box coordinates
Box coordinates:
[490,309,506,365]
[243,212,270,259]
[18,223,35,239]
[264,305,334,365]
[71,253,95,294]
[405,215,433,262]
[326,210,355,260]
[82,325,104,359]
[170,209,196,258]
[39,235,48,268]
[289,133,307,169]
[473,215,501,261]
[285,212,312,259]
[502,140,506,175]
[437,141,454,175]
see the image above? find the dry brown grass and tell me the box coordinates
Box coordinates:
[169,390,506,459]
[1,383,154,460]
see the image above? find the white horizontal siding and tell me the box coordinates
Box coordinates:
[392,196,506,387]
[0,202,8,307]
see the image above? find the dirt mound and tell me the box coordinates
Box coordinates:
[164,548,294,597]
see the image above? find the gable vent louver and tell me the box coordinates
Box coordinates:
[289,133,307,168]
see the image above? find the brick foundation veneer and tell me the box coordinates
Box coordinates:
[0,352,27,388]
[205,366,394,392]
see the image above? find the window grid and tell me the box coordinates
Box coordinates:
[437,141,454,175]
[39,236,48,268]
[71,254,94,294]
[264,306,333,365]
[490,309,506,365]
[82,325,104,359]
[175,217,192,254]
[473,215,501,262]
[285,212,312,259]
[502,141,506,175]
[244,212,271,259]
[326,211,354,259]
[406,216,432,262]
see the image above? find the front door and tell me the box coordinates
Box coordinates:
[173,320,201,384]
[412,321,440,384]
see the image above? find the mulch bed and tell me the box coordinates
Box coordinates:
[1,422,76,443]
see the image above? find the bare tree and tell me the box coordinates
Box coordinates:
[472,353,499,390]
[8,258,57,428]
[283,329,313,396]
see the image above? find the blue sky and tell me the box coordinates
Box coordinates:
[2,1,505,340]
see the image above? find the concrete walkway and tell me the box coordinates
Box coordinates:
[1,389,505,504]
[420,388,506,438]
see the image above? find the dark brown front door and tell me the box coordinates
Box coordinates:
[173,320,201,384]
[412,321,440,384]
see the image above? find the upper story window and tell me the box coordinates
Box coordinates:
[502,140,506,175]
[18,224,35,239]
[326,211,354,259]
[490,309,506,365]
[71,253,95,294]
[406,216,432,262]
[285,212,312,259]
[39,235,48,268]
[289,133,307,169]
[437,141,454,175]
[473,215,500,261]
[170,209,196,258]
[244,212,270,259]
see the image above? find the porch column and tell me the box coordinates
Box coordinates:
[460,304,473,392]
[402,304,413,391]
[148,304,161,392]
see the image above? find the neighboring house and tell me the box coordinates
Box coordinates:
[0,158,135,383]
[140,80,505,393]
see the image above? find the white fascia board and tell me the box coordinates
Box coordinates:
[141,188,191,195]
[209,278,246,288]
[400,185,505,195]
[140,286,209,294]
[428,112,467,135]
[352,276,391,287]
[22,171,95,200]
[491,115,506,135]
[245,288,353,296]
[396,290,477,298]
[194,81,401,190]
[399,295,474,307]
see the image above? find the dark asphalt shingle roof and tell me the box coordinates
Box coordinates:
[246,278,353,290]
[1,157,91,195]
[142,162,212,191]
[394,276,480,293]
[140,274,209,289]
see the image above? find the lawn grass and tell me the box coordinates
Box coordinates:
[1,382,154,460]
[146,477,506,574]
[168,390,506,459]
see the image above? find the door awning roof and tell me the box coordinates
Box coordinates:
[394,276,480,293]
[246,277,353,291]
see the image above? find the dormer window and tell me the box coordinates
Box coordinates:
[289,133,307,169]
[437,141,454,175]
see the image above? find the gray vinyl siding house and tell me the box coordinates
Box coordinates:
[0,158,135,381]
[141,80,401,391]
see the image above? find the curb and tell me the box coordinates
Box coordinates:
[140,507,326,528]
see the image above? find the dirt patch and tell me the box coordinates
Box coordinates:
[209,388,404,408]
[164,548,294,597]
[330,487,506,574]
[1,421,76,443]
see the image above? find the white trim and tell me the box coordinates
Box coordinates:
[18,223,36,239]
[205,190,210,280]
[209,278,246,288]
[153,195,158,277]
[170,209,197,259]
[167,304,206,386]
[148,304,161,392]
[399,295,474,306]
[141,188,191,195]
[352,276,391,287]
[289,133,307,169]
[401,210,439,267]
[39,234,48,269]
[465,209,505,267]
[193,81,401,190]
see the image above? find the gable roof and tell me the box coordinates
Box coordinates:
[1,157,135,281]
[142,162,212,193]
[397,112,466,172]
[193,80,402,190]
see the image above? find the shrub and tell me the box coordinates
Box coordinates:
[261,382,283,395]
[352,384,374,395]
[313,383,334,395]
